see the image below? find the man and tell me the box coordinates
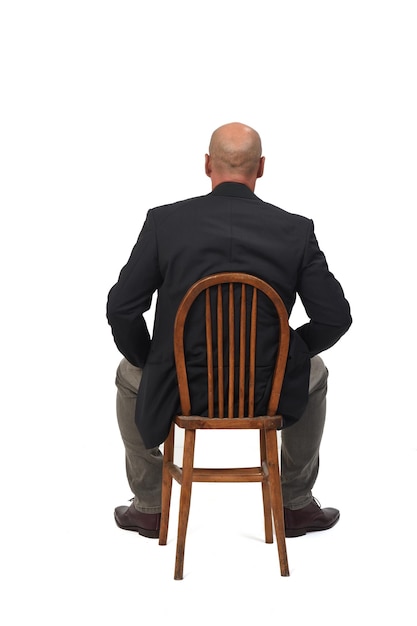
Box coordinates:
[107,122,352,539]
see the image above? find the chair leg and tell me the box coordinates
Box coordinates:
[159,423,175,546]
[174,429,196,580]
[265,428,290,576]
[260,430,273,543]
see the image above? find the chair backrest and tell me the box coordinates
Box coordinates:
[174,272,290,419]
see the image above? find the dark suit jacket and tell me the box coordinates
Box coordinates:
[107,183,352,448]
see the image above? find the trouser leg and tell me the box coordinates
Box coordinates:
[281,355,328,509]
[115,358,162,513]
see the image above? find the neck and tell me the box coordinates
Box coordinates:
[210,174,256,192]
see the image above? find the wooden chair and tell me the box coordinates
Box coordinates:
[158,272,290,579]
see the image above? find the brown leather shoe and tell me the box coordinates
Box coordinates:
[284,499,340,538]
[114,502,161,539]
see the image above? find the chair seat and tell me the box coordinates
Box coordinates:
[174,414,284,430]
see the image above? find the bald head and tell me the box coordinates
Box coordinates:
[205,122,265,190]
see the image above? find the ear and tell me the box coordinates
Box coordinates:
[256,156,265,179]
[205,154,212,177]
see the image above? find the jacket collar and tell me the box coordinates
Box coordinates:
[210,182,258,200]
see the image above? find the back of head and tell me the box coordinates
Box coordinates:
[206,122,264,189]
[209,122,262,174]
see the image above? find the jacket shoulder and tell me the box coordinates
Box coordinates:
[261,200,313,226]
[149,194,209,216]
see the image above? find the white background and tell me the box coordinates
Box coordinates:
[1,1,416,624]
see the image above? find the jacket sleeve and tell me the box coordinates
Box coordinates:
[295,220,352,356]
[106,210,162,367]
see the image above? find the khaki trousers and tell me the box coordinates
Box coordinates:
[115,355,328,512]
